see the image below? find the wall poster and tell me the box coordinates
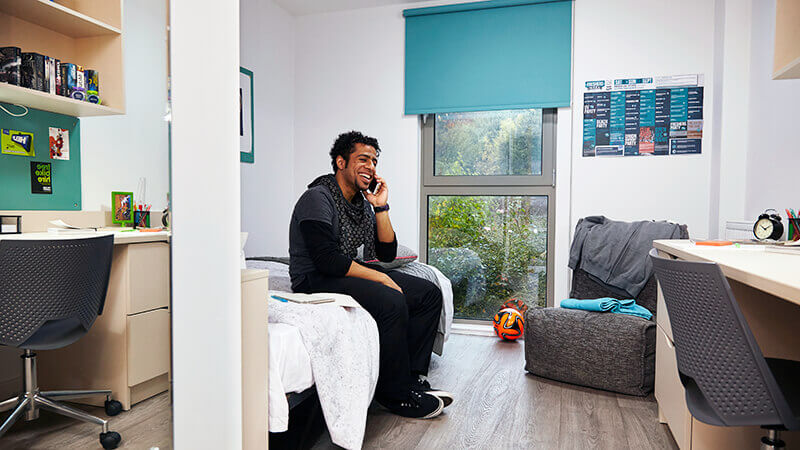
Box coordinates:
[582,74,704,157]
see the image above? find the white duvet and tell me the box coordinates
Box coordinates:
[268,295,379,450]
[267,323,314,432]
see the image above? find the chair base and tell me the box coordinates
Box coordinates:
[0,350,122,449]
[761,429,786,450]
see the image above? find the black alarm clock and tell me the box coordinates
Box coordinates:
[753,209,783,241]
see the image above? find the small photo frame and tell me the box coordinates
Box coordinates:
[0,215,22,234]
[240,67,254,163]
[112,191,134,226]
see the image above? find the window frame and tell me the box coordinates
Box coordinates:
[419,109,558,311]
[422,109,556,186]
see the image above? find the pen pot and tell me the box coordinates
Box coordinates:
[134,210,150,228]
[789,218,800,241]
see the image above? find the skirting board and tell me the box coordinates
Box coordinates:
[451,322,496,337]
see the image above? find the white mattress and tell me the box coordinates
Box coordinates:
[268,323,314,433]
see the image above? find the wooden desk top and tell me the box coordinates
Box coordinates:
[241,268,268,283]
[653,239,800,306]
[0,230,170,245]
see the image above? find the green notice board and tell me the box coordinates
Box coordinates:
[0,103,81,210]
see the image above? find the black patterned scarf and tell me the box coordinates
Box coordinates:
[310,174,376,261]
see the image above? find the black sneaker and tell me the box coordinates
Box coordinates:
[377,391,444,419]
[411,377,454,408]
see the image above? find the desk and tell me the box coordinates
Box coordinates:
[0,230,172,410]
[653,240,800,449]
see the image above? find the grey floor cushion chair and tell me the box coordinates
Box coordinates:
[524,221,688,396]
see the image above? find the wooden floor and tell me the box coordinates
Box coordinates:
[313,334,679,450]
[0,334,678,450]
[1,391,172,449]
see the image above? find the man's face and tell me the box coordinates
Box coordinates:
[338,143,378,191]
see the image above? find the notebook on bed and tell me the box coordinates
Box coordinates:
[271,292,362,308]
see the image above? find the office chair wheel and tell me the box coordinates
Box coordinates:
[99,431,121,449]
[104,399,123,416]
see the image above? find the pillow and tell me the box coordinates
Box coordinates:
[362,244,418,269]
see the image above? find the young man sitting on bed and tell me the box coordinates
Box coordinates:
[288,130,453,420]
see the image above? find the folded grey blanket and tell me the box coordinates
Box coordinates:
[568,216,684,297]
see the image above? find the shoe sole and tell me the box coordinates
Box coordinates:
[420,396,445,419]
[428,390,454,408]
[375,396,445,419]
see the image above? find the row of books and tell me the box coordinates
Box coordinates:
[0,46,101,103]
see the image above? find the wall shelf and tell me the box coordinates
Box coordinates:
[0,0,125,114]
[773,57,800,80]
[0,83,123,117]
[0,0,120,38]
[773,0,800,80]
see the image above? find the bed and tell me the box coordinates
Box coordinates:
[245,257,454,441]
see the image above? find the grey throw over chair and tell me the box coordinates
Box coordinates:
[649,248,800,450]
[0,235,123,449]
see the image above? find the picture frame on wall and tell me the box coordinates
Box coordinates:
[240,67,254,163]
[111,191,134,226]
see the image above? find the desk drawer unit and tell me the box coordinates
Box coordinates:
[655,282,673,342]
[127,308,170,386]
[37,240,171,410]
[126,242,170,314]
[655,324,691,449]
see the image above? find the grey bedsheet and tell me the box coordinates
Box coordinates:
[246,259,292,292]
[245,258,452,355]
[393,262,450,355]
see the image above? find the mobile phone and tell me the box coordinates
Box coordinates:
[368,178,378,193]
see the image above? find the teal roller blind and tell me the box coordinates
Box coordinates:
[404,0,572,114]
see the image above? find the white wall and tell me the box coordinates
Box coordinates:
[171,0,242,446]
[293,4,421,252]
[260,0,795,305]
[80,0,169,212]
[292,0,572,302]
[714,0,753,237]
[240,0,296,257]
[570,0,717,240]
[744,0,800,220]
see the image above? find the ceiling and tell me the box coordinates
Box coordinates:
[274,0,432,16]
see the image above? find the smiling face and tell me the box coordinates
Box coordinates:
[336,143,378,194]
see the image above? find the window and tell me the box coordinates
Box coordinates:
[420,109,556,321]
[434,110,544,177]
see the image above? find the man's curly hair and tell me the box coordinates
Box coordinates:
[330,131,381,172]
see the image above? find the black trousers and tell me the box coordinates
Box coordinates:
[296,270,443,401]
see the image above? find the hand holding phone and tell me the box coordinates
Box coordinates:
[364,175,388,207]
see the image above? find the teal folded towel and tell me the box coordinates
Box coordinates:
[560,297,653,320]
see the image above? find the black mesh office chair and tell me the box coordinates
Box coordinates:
[649,248,800,449]
[0,235,123,449]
